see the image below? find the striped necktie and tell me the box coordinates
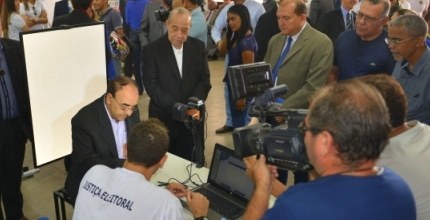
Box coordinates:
[346,12,353,30]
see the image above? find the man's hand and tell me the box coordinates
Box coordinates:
[186,108,200,120]
[244,155,272,188]
[236,98,246,111]
[186,191,210,218]
[242,155,272,220]
[166,182,187,198]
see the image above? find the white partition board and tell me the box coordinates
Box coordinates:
[21,23,107,167]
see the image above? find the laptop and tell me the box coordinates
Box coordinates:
[188,143,255,220]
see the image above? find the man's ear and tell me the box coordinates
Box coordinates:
[159,154,168,168]
[316,131,334,157]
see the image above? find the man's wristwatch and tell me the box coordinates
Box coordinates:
[194,217,209,220]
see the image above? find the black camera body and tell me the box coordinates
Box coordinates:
[233,109,311,171]
[228,62,312,172]
[154,8,170,22]
[172,97,205,124]
[154,0,172,22]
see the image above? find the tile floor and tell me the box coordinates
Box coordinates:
[19,59,293,219]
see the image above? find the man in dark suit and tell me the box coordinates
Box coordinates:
[318,0,358,44]
[254,4,280,62]
[52,0,95,27]
[308,0,334,27]
[65,76,140,204]
[0,38,32,220]
[142,7,212,162]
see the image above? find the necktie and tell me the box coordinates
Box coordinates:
[346,12,353,30]
[272,37,292,83]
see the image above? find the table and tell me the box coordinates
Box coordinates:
[150,153,276,219]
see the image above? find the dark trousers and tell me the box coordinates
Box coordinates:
[0,118,27,220]
[129,28,144,94]
[167,120,204,164]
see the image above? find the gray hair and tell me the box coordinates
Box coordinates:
[390,14,428,38]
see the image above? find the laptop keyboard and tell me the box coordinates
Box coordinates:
[195,187,244,220]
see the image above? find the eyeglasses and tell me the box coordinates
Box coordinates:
[298,122,323,136]
[356,12,385,22]
[111,95,138,112]
[385,37,416,46]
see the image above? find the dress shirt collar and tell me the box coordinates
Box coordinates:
[400,48,430,77]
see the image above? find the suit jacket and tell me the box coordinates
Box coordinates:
[318,8,356,45]
[141,35,211,126]
[308,0,335,27]
[1,39,32,139]
[254,5,280,62]
[140,2,167,46]
[52,10,95,27]
[53,0,69,19]
[265,24,333,109]
[65,95,140,203]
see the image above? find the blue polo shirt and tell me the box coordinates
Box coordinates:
[334,30,396,80]
[125,0,149,30]
[393,48,430,125]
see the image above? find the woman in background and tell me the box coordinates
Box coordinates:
[20,0,48,30]
[218,4,257,128]
[1,0,30,40]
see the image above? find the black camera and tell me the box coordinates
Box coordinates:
[233,109,312,171]
[172,97,205,124]
[154,0,172,22]
[228,62,312,171]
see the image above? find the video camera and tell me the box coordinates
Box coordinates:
[154,0,172,22]
[227,62,312,172]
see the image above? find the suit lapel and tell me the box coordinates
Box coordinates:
[283,25,311,64]
[336,9,345,31]
[97,97,118,158]
[162,36,182,81]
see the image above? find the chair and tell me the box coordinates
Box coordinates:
[53,188,73,220]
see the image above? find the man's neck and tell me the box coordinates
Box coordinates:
[321,160,378,177]
[360,29,383,41]
[123,161,155,180]
[389,123,410,138]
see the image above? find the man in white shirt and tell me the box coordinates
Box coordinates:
[361,74,430,220]
[73,118,210,220]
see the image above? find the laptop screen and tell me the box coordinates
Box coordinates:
[207,144,255,202]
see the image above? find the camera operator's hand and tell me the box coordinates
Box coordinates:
[244,155,272,188]
[236,98,246,111]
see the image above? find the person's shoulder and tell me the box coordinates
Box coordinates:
[72,96,104,119]
[245,0,264,8]
[84,164,112,177]
[305,25,332,43]
[336,30,356,42]
[143,35,166,50]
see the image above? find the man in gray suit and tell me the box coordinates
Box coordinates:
[265,0,333,110]
[140,0,169,46]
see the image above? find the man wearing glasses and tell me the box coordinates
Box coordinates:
[243,80,416,220]
[387,14,430,125]
[65,76,140,204]
[327,0,396,83]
